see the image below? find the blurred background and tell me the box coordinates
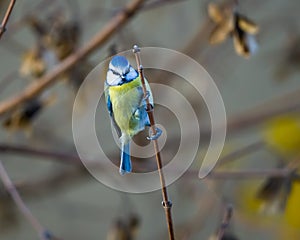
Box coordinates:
[0,0,300,239]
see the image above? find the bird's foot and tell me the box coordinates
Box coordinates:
[147,126,162,140]
[143,91,150,101]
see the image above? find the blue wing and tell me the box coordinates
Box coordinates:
[133,86,151,128]
[106,94,113,117]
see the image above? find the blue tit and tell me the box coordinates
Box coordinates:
[104,55,153,175]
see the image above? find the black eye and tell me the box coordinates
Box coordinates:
[109,69,121,76]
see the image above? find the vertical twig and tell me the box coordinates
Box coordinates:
[133,45,175,240]
[0,0,16,39]
[0,160,56,240]
[217,204,233,240]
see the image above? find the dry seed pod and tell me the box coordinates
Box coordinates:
[208,1,259,57]
[3,95,56,133]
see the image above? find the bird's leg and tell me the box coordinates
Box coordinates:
[143,90,150,101]
[147,126,162,141]
[138,90,150,107]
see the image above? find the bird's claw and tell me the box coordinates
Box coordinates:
[147,127,162,140]
[143,91,150,101]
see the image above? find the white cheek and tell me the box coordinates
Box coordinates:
[106,71,121,85]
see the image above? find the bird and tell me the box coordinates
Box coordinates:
[104,55,158,175]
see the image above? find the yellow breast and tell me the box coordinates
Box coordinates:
[109,77,143,136]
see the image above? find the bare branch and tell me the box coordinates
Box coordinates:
[217,140,265,166]
[142,0,189,10]
[133,45,175,240]
[0,0,145,116]
[217,204,233,239]
[0,144,82,165]
[0,160,59,239]
[0,0,16,39]
[185,169,294,179]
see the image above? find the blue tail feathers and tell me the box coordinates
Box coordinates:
[120,142,131,175]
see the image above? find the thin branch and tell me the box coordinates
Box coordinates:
[15,166,87,199]
[185,169,293,179]
[0,0,145,116]
[186,156,300,179]
[0,144,82,165]
[86,0,189,21]
[0,0,16,39]
[0,160,58,240]
[142,0,189,10]
[0,143,153,171]
[196,86,300,140]
[217,140,265,166]
[0,143,298,180]
[217,204,233,240]
[286,156,300,170]
[133,45,175,240]
[227,98,300,134]
[3,0,56,38]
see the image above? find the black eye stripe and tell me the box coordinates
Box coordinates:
[109,68,130,77]
[109,69,121,77]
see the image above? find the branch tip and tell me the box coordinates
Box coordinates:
[133,44,140,53]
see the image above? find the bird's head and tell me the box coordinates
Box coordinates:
[106,56,138,86]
